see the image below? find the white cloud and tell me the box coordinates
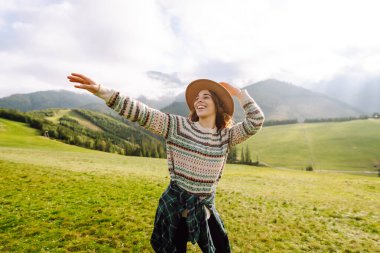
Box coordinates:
[0,0,380,99]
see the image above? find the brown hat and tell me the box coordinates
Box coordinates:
[185,79,234,116]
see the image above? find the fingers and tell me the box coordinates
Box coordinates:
[219,82,232,87]
[219,82,233,91]
[67,73,94,84]
[71,73,88,80]
[67,73,99,93]
[67,73,95,84]
[67,75,85,84]
[220,81,240,96]
[219,82,232,91]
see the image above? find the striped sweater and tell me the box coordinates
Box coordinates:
[95,86,265,195]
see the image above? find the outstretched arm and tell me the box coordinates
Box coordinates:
[219,82,265,147]
[67,73,175,139]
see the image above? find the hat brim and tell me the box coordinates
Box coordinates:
[185,79,234,116]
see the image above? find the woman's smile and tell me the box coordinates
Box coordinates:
[194,90,216,117]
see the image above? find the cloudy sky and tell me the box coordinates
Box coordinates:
[0,0,379,99]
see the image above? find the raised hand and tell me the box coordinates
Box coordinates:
[219,82,241,97]
[67,73,100,94]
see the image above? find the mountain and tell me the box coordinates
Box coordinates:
[309,78,380,114]
[355,82,380,114]
[0,90,107,112]
[0,79,365,121]
[161,79,364,122]
[0,89,176,115]
[246,79,364,121]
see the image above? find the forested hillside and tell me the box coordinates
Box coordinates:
[0,108,166,158]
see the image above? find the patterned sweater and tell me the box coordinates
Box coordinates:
[95,86,265,196]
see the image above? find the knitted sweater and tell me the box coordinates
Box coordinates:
[95,86,265,196]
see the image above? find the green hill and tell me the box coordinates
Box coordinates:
[0,118,379,252]
[0,108,166,158]
[0,117,90,151]
[237,119,380,176]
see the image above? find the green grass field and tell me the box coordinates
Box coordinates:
[238,119,380,175]
[0,118,379,252]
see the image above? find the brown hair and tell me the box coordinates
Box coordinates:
[188,90,233,132]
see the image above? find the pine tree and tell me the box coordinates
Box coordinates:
[227,146,238,163]
[240,147,245,164]
[152,145,159,158]
[233,147,238,162]
[245,145,252,164]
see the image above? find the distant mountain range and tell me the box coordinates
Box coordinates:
[160,79,364,122]
[309,78,380,114]
[0,79,366,122]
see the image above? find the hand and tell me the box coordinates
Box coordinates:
[67,73,100,94]
[219,82,241,96]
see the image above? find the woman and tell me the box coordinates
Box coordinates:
[67,73,265,253]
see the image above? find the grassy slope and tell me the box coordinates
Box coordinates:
[0,118,91,152]
[45,109,104,132]
[239,119,380,174]
[0,118,379,252]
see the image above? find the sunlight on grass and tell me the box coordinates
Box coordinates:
[239,120,380,174]
[1,118,380,252]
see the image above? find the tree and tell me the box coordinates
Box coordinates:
[240,147,245,164]
[227,146,238,163]
[245,145,252,164]
[152,145,159,158]
[96,139,106,151]
[105,140,112,152]
[74,135,84,146]
[85,139,95,149]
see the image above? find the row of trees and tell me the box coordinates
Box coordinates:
[227,145,258,165]
[304,115,369,123]
[258,114,372,126]
[263,119,298,126]
[263,115,373,126]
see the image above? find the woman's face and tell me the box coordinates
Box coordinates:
[193,90,216,118]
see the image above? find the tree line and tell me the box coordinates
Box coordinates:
[263,115,372,126]
[0,108,166,158]
[227,145,259,165]
[304,115,369,123]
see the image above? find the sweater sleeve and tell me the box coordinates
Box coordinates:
[228,89,265,147]
[94,85,174,139]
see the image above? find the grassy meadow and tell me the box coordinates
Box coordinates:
[0,118,380,252]
[239,119,380,175]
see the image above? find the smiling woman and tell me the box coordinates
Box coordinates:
[67,73,265,253]
[189,89,233,131]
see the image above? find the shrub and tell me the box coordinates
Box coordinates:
[305,165,313,171]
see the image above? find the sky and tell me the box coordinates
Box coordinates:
[0,0,379,99]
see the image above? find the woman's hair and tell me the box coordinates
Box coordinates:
[188,90,234,131]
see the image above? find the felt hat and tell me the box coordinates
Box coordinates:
[185,79,234,116]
